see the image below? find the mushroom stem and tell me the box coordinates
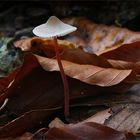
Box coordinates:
[53,37,69,118]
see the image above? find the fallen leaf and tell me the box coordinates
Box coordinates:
[0,53,39,106]
[101,41,140,62]
[35,55,135,87]
[105,104,140,133]
[16,37,139,89]
[16,37,112,67]
[1,17,140,140]
[45,120,134,140]
[108,59,140,74]
[0,109,55,138]
[0,132,33,140]
[0,69,18,96]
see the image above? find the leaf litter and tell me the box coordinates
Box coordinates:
[0,17,140,139]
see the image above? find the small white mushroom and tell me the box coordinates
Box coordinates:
[33,16,77,38]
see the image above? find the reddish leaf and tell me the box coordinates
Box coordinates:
[15,37,112,67]
[15,38,137,87]
[0,132,33,140]
[0,109,54,138]
[101,41,140,62]
[45,121,134,140]
[0,69,19,96]
[0,53,39,106]
[0,53,112,115]
[0,53,136,138]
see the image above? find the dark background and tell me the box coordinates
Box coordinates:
[1,0,140,36]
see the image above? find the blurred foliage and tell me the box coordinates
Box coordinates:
[1,1,140,37]
[0,38,23,77]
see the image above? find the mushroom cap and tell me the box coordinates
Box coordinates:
[33,16,77,38]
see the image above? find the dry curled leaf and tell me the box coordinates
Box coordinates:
[35,55,135,87]
[15,37,138,89]
[15,37,111,67]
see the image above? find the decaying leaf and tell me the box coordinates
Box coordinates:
[105,104,140,133]
[80,104,140,133]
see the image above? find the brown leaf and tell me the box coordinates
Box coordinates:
[0,53,115,138]
[0,69,19,96]
[45,121,134,140]
[101,41,140,62]
[0,53,136,138]
[15,37,112,68]
[0,132,33,140]
[0,109,55,138]
[35,55,135,87]
[108,59,140,74]
[64,17,140,55]
[71,83,140,112]
[5,54,106,114]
